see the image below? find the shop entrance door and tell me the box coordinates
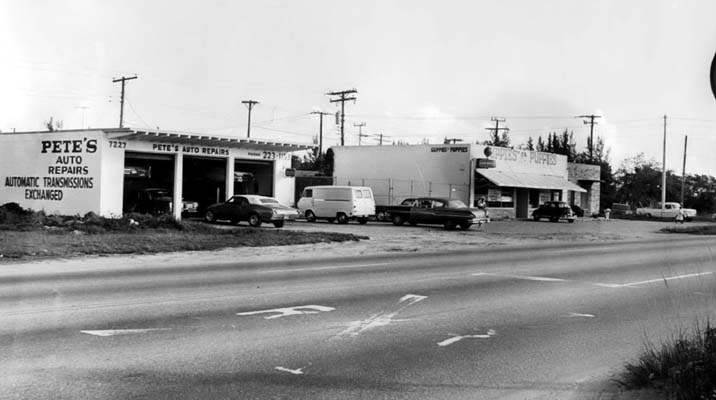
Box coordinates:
[516,189,529,219]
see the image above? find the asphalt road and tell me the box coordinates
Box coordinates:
[2,237,716,399]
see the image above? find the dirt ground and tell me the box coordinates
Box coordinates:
[4,217,713,275]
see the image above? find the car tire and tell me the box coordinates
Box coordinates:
[568,219,575,223]
[358,217,368,225]
[230,217,239,225]
[305,210,316,222]
[205,211,216,223]
[248,213,262,227]
[458,221,472,230]
[336,213,349,224]
[408,220,417,226]
[392,215,405,226]
[549,216,558,222]
[327,218,335,223]
[444,220,457,230]
[376,211,387,222]
[533,215,540,221]
[273,221,285,228]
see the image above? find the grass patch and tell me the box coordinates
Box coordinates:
[660,225,716,235]
[0,203,368,260]
[617,322,716,399]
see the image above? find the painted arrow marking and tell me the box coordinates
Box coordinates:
[237,305,335,320]
[437,329,496,347]
[275,366,305,375]
[81,328,171,337]
[337,294,427,338]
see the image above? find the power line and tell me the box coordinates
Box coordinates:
[327,89,357,146]
[485,117,509,143]
[112,75,138,128]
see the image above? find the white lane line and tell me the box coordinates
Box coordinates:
[80,328,171,337]
[237,305,335,320]
[337,294,427,338]
[275,366,305,375]
[472,272,566,282]
[437,329,496,347]
[595,272,714,288]
[568,312,595,318]
[260,262,392,275]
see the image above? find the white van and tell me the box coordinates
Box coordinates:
[297,185,376,224]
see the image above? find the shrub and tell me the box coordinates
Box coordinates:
[618,322,716,399]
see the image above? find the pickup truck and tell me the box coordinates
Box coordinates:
[635,202,696,221]
[376,197,488,230]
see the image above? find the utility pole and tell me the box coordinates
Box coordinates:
[75,106,89,129]
[310,111,330,156]
[327,89,357,146]
[354,122,367,145]
[681,134,688,206]
[576,114,601,160]
[444,137,463,144]
[373,133,391,146]
[485,117,509,146]
[112,75,137,128]
[662,115,667,211]
[242,100,259,138]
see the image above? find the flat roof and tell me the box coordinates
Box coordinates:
[106,128,314,152]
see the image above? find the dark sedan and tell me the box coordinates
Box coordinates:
[204,195,299,228]
[532,201,576,223]
[382,197,485,230]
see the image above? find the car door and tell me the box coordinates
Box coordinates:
[234,196,251,220]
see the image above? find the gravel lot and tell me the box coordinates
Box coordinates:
[5,217,713,274]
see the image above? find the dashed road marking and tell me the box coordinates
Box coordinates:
[568,312,595,318]
[81,328,171,337]
[472,272,566,282]
[237,305,335,319]
[595,272,713,288]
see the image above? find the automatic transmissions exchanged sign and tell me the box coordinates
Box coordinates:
[1,135,101,213]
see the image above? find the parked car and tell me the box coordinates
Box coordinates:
[297,185,375,224]
[570,204,585,217]
[636,202,696,221]
[532,201,576,223]
[379,197,482,230]
[125,188,199,216]
[204,195,299,228]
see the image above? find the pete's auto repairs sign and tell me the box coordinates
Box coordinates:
[0,132,102,214]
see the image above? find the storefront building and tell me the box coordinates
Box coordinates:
[332,144,599,218]
[0,128,310,219]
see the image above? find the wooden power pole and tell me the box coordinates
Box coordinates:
[327,89,357,146]
[242,100,259,138]
[112,75,137,128]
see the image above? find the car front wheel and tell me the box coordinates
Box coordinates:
[336,213,349,224]
[248,213,262,227]
[392,215,405,226]
[205,210,216,223]
[458,221,472,230]
[444,220,457,230]
[305,210,316,222]
[533,215,540,221]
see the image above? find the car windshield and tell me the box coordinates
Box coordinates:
[558,203,571,208]
[448,200,467,208]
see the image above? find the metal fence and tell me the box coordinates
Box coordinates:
[334,176,469,205]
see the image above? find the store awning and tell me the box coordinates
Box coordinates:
[477,170,587,192]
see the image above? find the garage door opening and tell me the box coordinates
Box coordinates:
[183,156,227,214]
[234,160,274,197]
[123,152,175,214]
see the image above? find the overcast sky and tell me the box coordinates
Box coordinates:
[2,0,716,175]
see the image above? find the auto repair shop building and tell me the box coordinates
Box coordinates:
[332,144,600,219]
[0,128,311,219]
